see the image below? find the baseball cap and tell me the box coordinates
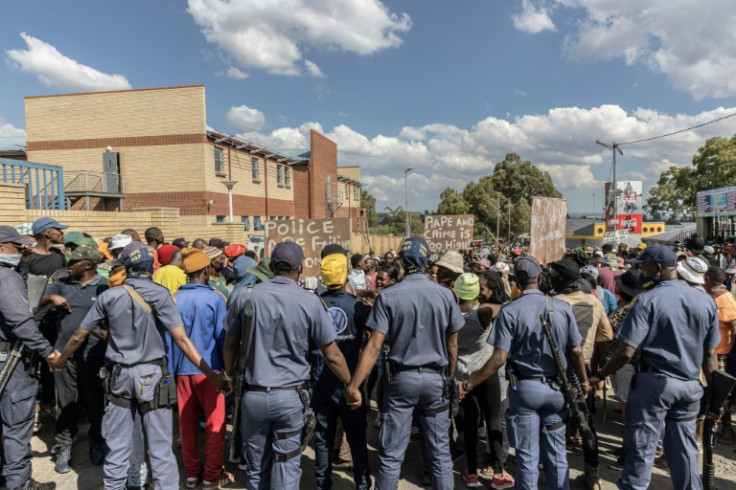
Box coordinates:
[67,245,104,265]
[0,225,33,245]
[63,231,97,248]
[172,237,190,248]
[32,217,69,235]
[271,241,304,270]
[626,245,677,267]
[321,253,348,290]
[580,265,599,279]
[514,256,542,283]
[454,273,480,301]
[676,256,708,285]
[109,234,133,251]
[435,250,464,274]
[119,242,154,277]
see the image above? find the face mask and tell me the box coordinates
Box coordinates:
[0,253,22,267]
[108,269,127,287]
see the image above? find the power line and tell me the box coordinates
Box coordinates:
[618,111,736,146]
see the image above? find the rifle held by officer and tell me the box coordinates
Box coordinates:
[539,310,596,457]
[0,342,28,398]
[228,287,254,464]
[703,370,736,490]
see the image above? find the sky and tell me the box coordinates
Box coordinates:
[2,0,736,217]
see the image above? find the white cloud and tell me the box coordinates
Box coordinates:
[519,0,736,99]
[5,33,131,92]
[0,118,26,137]
[225,66,249,79]
[187,0,411,76]
[227,105,266,131]
[512,0,556,34]
[304,60,325,78]
[232,104,736,209]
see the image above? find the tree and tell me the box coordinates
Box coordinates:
[360,189,378,227]
[437,188,470,215]
[490,153,561,203]
[646,135,736,219]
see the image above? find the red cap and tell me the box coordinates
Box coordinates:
[224,243,247,259]
[157,245,179,266]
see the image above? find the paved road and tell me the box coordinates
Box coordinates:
[15,400,736,489]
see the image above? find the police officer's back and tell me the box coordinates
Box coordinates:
[0,225,58,490]
[345,236,465,490]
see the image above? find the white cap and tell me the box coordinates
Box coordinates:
[676,256,708,285]
[704,245,715,255]
[109,234,133,251]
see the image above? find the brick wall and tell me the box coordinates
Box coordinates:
[292,164,310,218]
[309,130,337,219]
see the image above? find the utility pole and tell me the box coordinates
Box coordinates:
[496,194,500,243]
[596,140,624,241]
[404,167,413,237]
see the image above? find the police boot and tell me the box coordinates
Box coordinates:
[10,478,56,490]
[582,463,602,490]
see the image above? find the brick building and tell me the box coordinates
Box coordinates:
[22,84,364,238]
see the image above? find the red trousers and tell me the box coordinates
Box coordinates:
[176,374,226,480]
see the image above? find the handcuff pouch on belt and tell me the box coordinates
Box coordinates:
[99,357,176,415]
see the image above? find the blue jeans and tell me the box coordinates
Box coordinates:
[618,372,702,490]
[376,371,453,490]
[507,379,569,490]
[312,381,371,489]
[241,389,305,490]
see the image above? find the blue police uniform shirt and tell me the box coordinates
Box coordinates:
[80,277,183,366]
[366,273,465,369]
[489,289,582,378]
[0,264,53,357]
[170,283,227,376]
[45,273,108,358]
[226,276,336,387]
[312,290,370,384]
[616,280,720,381]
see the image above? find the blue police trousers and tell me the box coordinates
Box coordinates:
[101,363,178,490]
[0,358,37,488]
[618,372,703,490]
[506,379,569,490]
[312,381,371,490]
[376,371,453,490]
[241,389,305,490]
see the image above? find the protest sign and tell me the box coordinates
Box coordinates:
[529,197,567,265]
[264,218,351,276]
[423,215,474,252]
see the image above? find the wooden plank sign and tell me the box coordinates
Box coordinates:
[529,197,567,266]
[423,215,474,252]
[264,218,351,277]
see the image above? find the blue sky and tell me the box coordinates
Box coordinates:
[2,0,736,217]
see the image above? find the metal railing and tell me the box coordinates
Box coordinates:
[64,170,124,195]
[0,158,65,210]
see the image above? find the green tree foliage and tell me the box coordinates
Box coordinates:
[436,153,561,237]
[370,209,423,237]
[360,189,378,226]
[646,135,736,219]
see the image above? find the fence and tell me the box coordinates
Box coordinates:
[0,158,65,210]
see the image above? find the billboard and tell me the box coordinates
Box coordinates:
[529,197,567,266]
[696,186,736,217]
[423,215,474,252]
[605,180,642,234]
[264,218,351,277]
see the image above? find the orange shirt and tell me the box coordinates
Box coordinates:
[714,292,736,355]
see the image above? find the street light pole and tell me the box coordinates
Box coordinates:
[592,193,596,219]
[404,167,413,237]
[496,194,500,242]
[221,180,238,223]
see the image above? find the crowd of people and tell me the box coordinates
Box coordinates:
[0,216,734,490]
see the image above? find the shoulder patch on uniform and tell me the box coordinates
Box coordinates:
[327,306,348,334]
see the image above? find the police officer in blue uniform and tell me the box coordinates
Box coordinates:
[312,249,372,489]
[589,245,720,489]
[52,242,229,490]
[223,241,352,490]
[345,236,465,489]
[0,225,58,490]
[461,255,587,490]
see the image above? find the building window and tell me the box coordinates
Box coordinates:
[354,186,360,201]
[241,216,250,231]
[285,167,291,187]
[216,215,225,223]
[254,216,263,231]
[277,165,283,185]
[215,147,225,174]
[251,158,260,181]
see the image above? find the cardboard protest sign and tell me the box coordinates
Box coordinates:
[423,215,474,252]
[264,218,351,276]
[529,197,567,265]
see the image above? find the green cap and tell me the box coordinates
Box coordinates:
[67,245,104,265]
[247,258,273,283]
[63,231,97,248]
